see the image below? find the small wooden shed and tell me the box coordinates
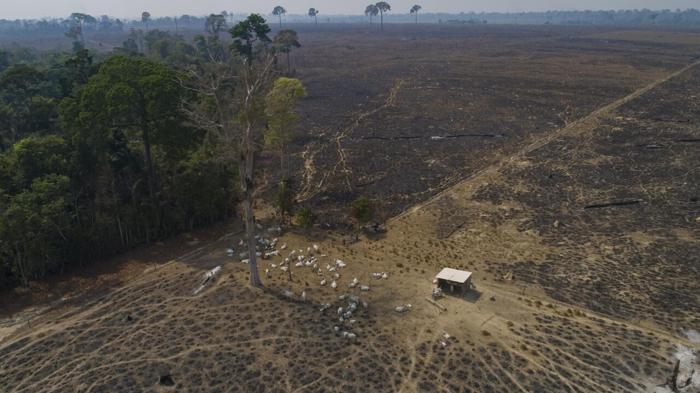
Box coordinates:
[436,268,473,294]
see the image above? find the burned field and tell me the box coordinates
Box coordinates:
[2,25,700,392]
[471,62,700,332]
[289,24,700,219]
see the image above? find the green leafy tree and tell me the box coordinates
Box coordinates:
[273,29,301,74]
[274,178,295,223]
[166,148,238,230]
[351,196,374,226]
[64,49,94,88]
[0,50,11,73]
[12,135,70,187]
[143,30,195,64]
[230,14,271,62]
[0,42,236,289]
[70,56,191,201]
[0,65,54,148]
[264,76,305,177]
[296,207,315,230]
[0,173,71,285]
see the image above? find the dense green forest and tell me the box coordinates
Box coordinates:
[0,14,302,288]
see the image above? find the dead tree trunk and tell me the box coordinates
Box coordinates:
[664,359,695,393]
[240,124,262,288]
[286,51,291,74]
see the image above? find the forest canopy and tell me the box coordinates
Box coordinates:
[0,15,302,288]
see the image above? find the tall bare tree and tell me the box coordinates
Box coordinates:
[183,14,275,287]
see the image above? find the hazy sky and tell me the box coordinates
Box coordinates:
[3,0,699,20]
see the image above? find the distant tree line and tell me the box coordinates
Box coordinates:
[0,14,307,289]
[0,14,239,35]
[3,8,700,31]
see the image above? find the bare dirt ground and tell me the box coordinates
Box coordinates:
[1,25,699,392]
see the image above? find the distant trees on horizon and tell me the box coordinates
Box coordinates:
[375,2,391,30]
[410,5,422,24]
[365,4,379,25]
[272,6,287,28]
[3,8,700,32]
[308,8,319,24]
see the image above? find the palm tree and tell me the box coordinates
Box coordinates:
[365,4,379,25]
[375,2,391,30]
[274,29,301,74]
[272,6,286,28]
[308,8,319,24]
[410,5,422,23]
[141,11,151,30]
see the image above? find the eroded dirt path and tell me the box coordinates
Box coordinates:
[298,75,410,201]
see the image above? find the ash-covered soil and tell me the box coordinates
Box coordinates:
[288,25,700,220]
[472,63,700,332]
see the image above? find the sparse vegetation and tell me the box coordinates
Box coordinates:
[274,179,295,223]
[296,207,315,229]
[351,196,374,226]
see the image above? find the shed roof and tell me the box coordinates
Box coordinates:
[436,268,472,284]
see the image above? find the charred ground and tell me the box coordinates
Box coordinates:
[288,24,700,220]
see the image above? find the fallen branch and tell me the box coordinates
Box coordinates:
[425,297,447,312]
[193,266,222,295]
[584,199,642,209]
[638,143,664,149]
[445,221,468,239]
[359,133,504,142]
[661,359,695,393]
